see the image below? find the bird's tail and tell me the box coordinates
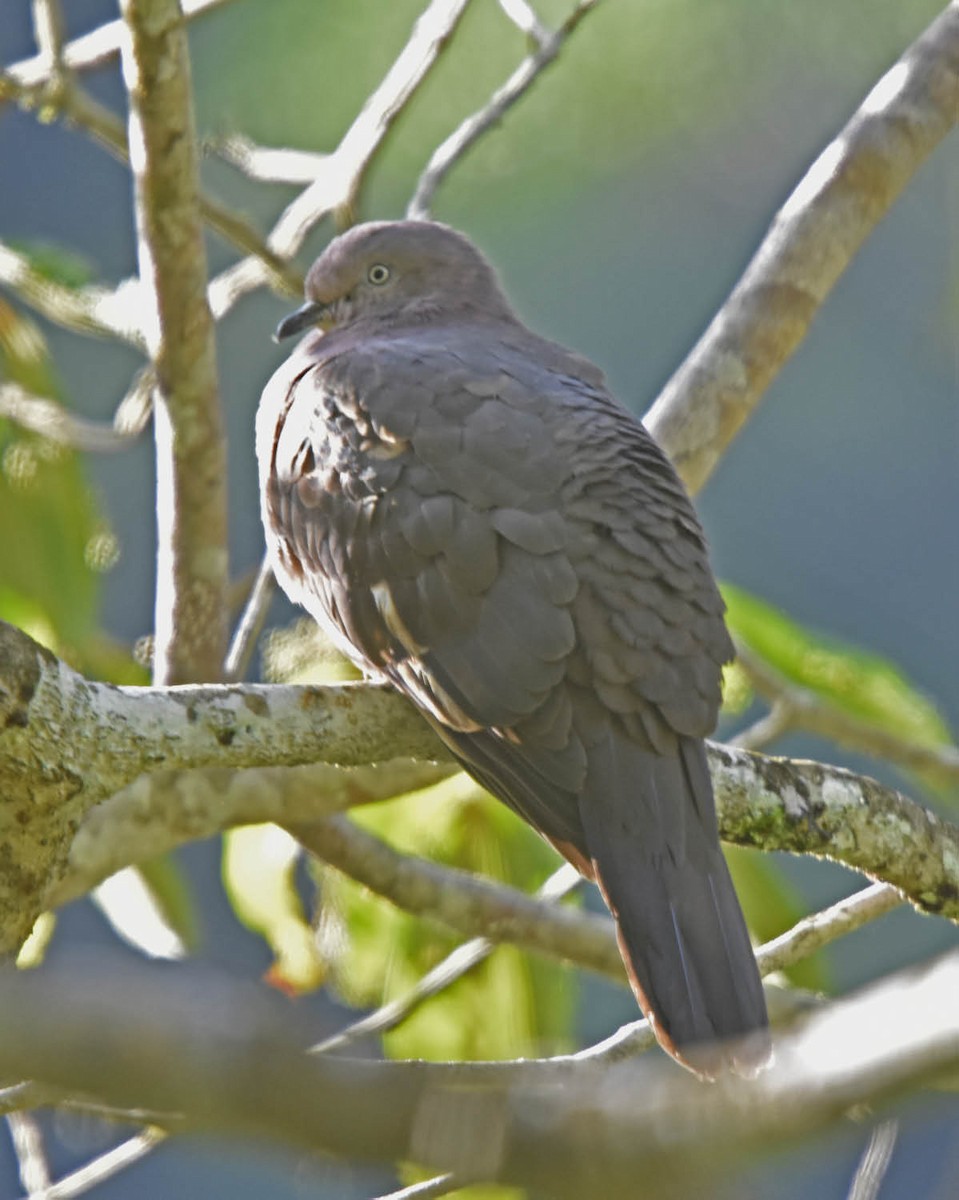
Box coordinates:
[578,732,770,1076]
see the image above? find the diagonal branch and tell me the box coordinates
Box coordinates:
[407,0,603,219]
[208,0,476,317]
[644,1,959,492]
[7,0,232,86]
[119,0,229,686]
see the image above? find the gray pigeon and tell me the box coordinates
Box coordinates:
[258,220,769,1075]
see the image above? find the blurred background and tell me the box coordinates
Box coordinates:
[1,0,957,1195]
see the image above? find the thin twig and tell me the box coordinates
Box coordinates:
[29,0,67,76]
[0,241,146,347]
[7,0,231,86]
[212,133,329,185]
[6,1111,51,1194]
[0,379,151,453]
[847,1119,898,1200]
[372,1174,459,1200]
[27,1129,166,1200]
[755,882,903,978]
[208,0,476,318]
[119,0,229,685]
[287,814,624,982]
[407,0,602,219]
[730,698,797,751]
[224,554,276,681]
[496,0,552,48]
[735,641,959,785]
[0,74,301,300]
[312,862,581,1053]
[645,2,959,492]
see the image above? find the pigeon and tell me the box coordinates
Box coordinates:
[257,220,769,1074]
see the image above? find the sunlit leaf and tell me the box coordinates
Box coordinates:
[15,912,57,969]
[223,824,326,994]
[723,584,952,750]
[0,302,110,658]
[93,867,189,960]
[318,776,575,1062]
[137,854,201,954]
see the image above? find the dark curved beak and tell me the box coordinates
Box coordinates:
[273,299,327,343]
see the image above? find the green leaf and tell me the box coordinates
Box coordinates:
[137,854,201,954]
[0,302,110,658]
[7,241,96,291]
[318,776,575,1062]
[93,866,191,960]
[722,583,952,750]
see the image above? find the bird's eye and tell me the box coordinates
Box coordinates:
[367,264,391,285]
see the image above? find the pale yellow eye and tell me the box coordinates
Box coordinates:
[367,263,391,285]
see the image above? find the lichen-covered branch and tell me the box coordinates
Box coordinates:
[0,951,958,1195]
[644,1,959,492]
[119,0,228,685]
[1,620,957,957]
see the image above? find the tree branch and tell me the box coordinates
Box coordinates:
[0,378,152,453]
[1,621,957,955]
[207,0,476,318]
[644,1,959,492]
[407,0,602,220]
[1,951,958,1195]
[735,641,959,785]
[119,0,229,685]
[7,0,232,86]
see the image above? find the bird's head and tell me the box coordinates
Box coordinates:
[274,220,515,341]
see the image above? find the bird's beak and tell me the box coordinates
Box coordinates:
[273,299,328,343]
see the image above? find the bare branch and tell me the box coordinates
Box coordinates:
[0,241,146,346]
[209,0,476,318]
[645,2,959,491]
[496,0,552,48]
[0,378,151,453]
[1,952,959,1194]
[0,76,300,300]
[755,882,903,977]
[287,813,623,980]
[847,1119,898,1200]
[7,0,232,85]
[223,554,275,681]
[212,133,329,185]
[374,1175,459,1200]
[119,0,229,685]
[407,0,602,220]
[26,1130,164,1200]
[7,1110,51,1194]
[29,0,67,77]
